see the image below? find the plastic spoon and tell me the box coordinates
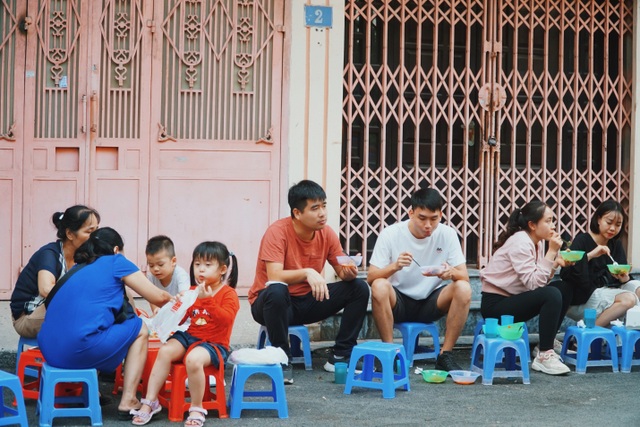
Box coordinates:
[609,255,619,266]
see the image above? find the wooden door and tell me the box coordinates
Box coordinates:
[20,0,92,274]
[0,0,27,296]
[3,0,285,297]
[86,0,154,269]
[147,0,285,294]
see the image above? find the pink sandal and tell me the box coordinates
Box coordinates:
[184,406,207,427]
[131,398,162,426]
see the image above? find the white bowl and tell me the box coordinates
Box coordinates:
[448,370,480,385]
[420,265,443,276]
[337,255,362,267]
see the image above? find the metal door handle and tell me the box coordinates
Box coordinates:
[256,127,273,145]
[0,122,16,141]
[80,94,87,133]
[90,91,98,134]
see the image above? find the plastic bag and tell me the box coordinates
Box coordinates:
[228,346,288,365]
[149,289,198,342]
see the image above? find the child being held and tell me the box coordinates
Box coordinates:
[145,235,190,315]
[132,241,239,427]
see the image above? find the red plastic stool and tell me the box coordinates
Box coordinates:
[17,348,44,400]
[113,339,162,395]
[158,362,227,421]
[16,348,82,403]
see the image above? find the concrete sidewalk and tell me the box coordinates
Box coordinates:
[2,345,638,426]
[2,299,639,426]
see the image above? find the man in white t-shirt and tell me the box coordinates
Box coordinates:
[367,188,471,371]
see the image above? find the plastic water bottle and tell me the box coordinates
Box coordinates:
[150,289,198,342]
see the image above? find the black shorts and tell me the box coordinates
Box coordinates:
[392,286,446,323]
[169,330,228,368]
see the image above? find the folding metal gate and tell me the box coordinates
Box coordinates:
[341,0,633,267]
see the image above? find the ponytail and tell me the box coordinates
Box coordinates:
[493,200,548,253]
[190,241,239,289]
[224,253,239,289]
[52,205,100,241]
[74,227,124,264]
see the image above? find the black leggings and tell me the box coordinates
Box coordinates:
[480,280,573,351]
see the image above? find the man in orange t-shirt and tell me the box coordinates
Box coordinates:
[249,180,369,384]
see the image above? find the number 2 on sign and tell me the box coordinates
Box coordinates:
[314,9,323,24]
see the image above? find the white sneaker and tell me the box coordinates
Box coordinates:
[531,339,563,358]
[531,349,570,375]
[554,338,563,354]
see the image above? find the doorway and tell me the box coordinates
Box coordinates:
[1,0,285,296]
[341,0,633,267]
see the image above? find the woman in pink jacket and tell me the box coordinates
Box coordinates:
[480,200,573,376]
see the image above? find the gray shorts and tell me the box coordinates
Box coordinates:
[392,285,446,323]
[567,279,640,320]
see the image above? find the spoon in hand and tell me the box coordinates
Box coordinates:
[609,255,619,266]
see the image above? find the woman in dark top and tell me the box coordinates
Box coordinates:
[560,200,639,326]
[10,205,100,338]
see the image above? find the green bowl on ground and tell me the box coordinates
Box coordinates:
[497,322,525,340]
[607,264,631,275]
[559,250,585,262]
[421,369,448,383]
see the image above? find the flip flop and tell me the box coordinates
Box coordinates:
[99,395,113,406]
[117,409,136,420]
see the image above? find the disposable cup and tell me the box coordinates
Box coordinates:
[501,315,514,326]
[584,308,597,328]
[483,318,499,338]
[334,362,348,384]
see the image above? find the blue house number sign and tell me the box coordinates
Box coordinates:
[305,5,332,28]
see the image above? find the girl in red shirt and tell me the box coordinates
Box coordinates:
[132,241,240,427]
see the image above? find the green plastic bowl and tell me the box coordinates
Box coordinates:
[607,264,631,275]
[559,250,585,262]
[497,322,525,340]
[421,369,448,383]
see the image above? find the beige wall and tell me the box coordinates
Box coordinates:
[284,0,345,235]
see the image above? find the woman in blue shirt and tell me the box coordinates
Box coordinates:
[38,227,173,416]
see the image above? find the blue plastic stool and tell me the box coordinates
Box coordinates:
[344,342,410,399]
[228,364,288,418]
[611,326,640,373]
[0,370,28,427]
[37,363,102,427]
[16,336,39,378]
[470,333,530,385]
[393,322,440,367]
[561,326,619,374]
[472,319,531,371]
[257,325,312,370]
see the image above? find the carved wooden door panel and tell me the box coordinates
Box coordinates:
[20,0,92,274]
[147,0,284,294]
[86,0,154,269]
[0,0,27,296]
